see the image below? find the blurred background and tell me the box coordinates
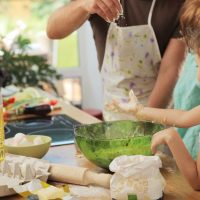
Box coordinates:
[0,0,102,110]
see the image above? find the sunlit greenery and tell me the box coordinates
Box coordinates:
[0,35,61,88]
[31,0,69,19]
[0,0,78,68]
[0,0,70,36]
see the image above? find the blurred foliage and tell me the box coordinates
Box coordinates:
[0,0,70,35]
[0,35,61,89]
[15,35,31,53]
[31,0,69,19]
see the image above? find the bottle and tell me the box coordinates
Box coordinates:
[3,104,61,120]
[24,104,52,115]
[0,89,5,161]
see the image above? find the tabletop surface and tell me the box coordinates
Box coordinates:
[2,99,200,200]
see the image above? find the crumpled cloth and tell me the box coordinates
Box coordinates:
[69,185,111,200]
[0,153,50,197]
[109,155,165,200]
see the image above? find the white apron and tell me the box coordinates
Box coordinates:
[101,0,161,121]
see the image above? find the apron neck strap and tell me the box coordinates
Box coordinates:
[148,0,157,26]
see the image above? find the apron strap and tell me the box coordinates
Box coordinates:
[148,0,157,26]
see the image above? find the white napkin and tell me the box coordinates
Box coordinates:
[69,185,111,200]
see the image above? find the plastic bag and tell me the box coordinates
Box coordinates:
[109,155,165,200]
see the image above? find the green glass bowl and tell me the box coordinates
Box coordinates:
[74,120,164,169]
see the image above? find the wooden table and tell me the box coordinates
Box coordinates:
[2,100,200,200]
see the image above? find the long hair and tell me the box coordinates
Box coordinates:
[180,0,200,54]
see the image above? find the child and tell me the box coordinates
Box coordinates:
[173,53,200,160]
[107,0,200,190]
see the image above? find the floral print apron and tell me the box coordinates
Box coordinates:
[101,0,161,121]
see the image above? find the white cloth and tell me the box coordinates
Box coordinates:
[109,155,165,200]
[0,154,50,197]
[101,0,161,121]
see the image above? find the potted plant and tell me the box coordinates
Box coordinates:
[0,35,61,93]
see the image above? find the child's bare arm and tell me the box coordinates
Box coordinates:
[106,90,200,128]
[151,128,200,190]
[137,105,200,128]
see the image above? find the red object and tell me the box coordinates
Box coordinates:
[3,111,9,119]
[49,99,58,106]
[83,109,103,120]
[3,97,15,107]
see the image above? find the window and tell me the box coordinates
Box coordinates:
[0,0,102,109]
[57,32,79,68]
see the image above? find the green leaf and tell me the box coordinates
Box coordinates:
[0,35,62,88]
[128,194,137,200]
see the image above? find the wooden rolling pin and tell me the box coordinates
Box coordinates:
[1,154,112,190]
[49,164,112,188]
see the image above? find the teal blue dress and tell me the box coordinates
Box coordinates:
[173,53,200,159]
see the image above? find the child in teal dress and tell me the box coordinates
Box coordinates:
[107,0,200,190]
[173,53,200,159]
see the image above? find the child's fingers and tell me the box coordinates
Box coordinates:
[151,132,161,154]
[105,99,120,112]
[129,90,138,103]
[151,140,158,155]
[105,97,139,114]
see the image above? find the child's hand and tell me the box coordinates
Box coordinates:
[151,128,176,154]
[105,90,143,114]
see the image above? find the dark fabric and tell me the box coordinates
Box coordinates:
[89,0,185,68]
[0,69,9,87]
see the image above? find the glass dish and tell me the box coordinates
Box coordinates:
[74,120,164,169]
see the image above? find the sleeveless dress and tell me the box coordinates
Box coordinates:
[173,53,200,159]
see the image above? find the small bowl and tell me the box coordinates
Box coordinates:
[74,120,164,169]
[5,135,52,158]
